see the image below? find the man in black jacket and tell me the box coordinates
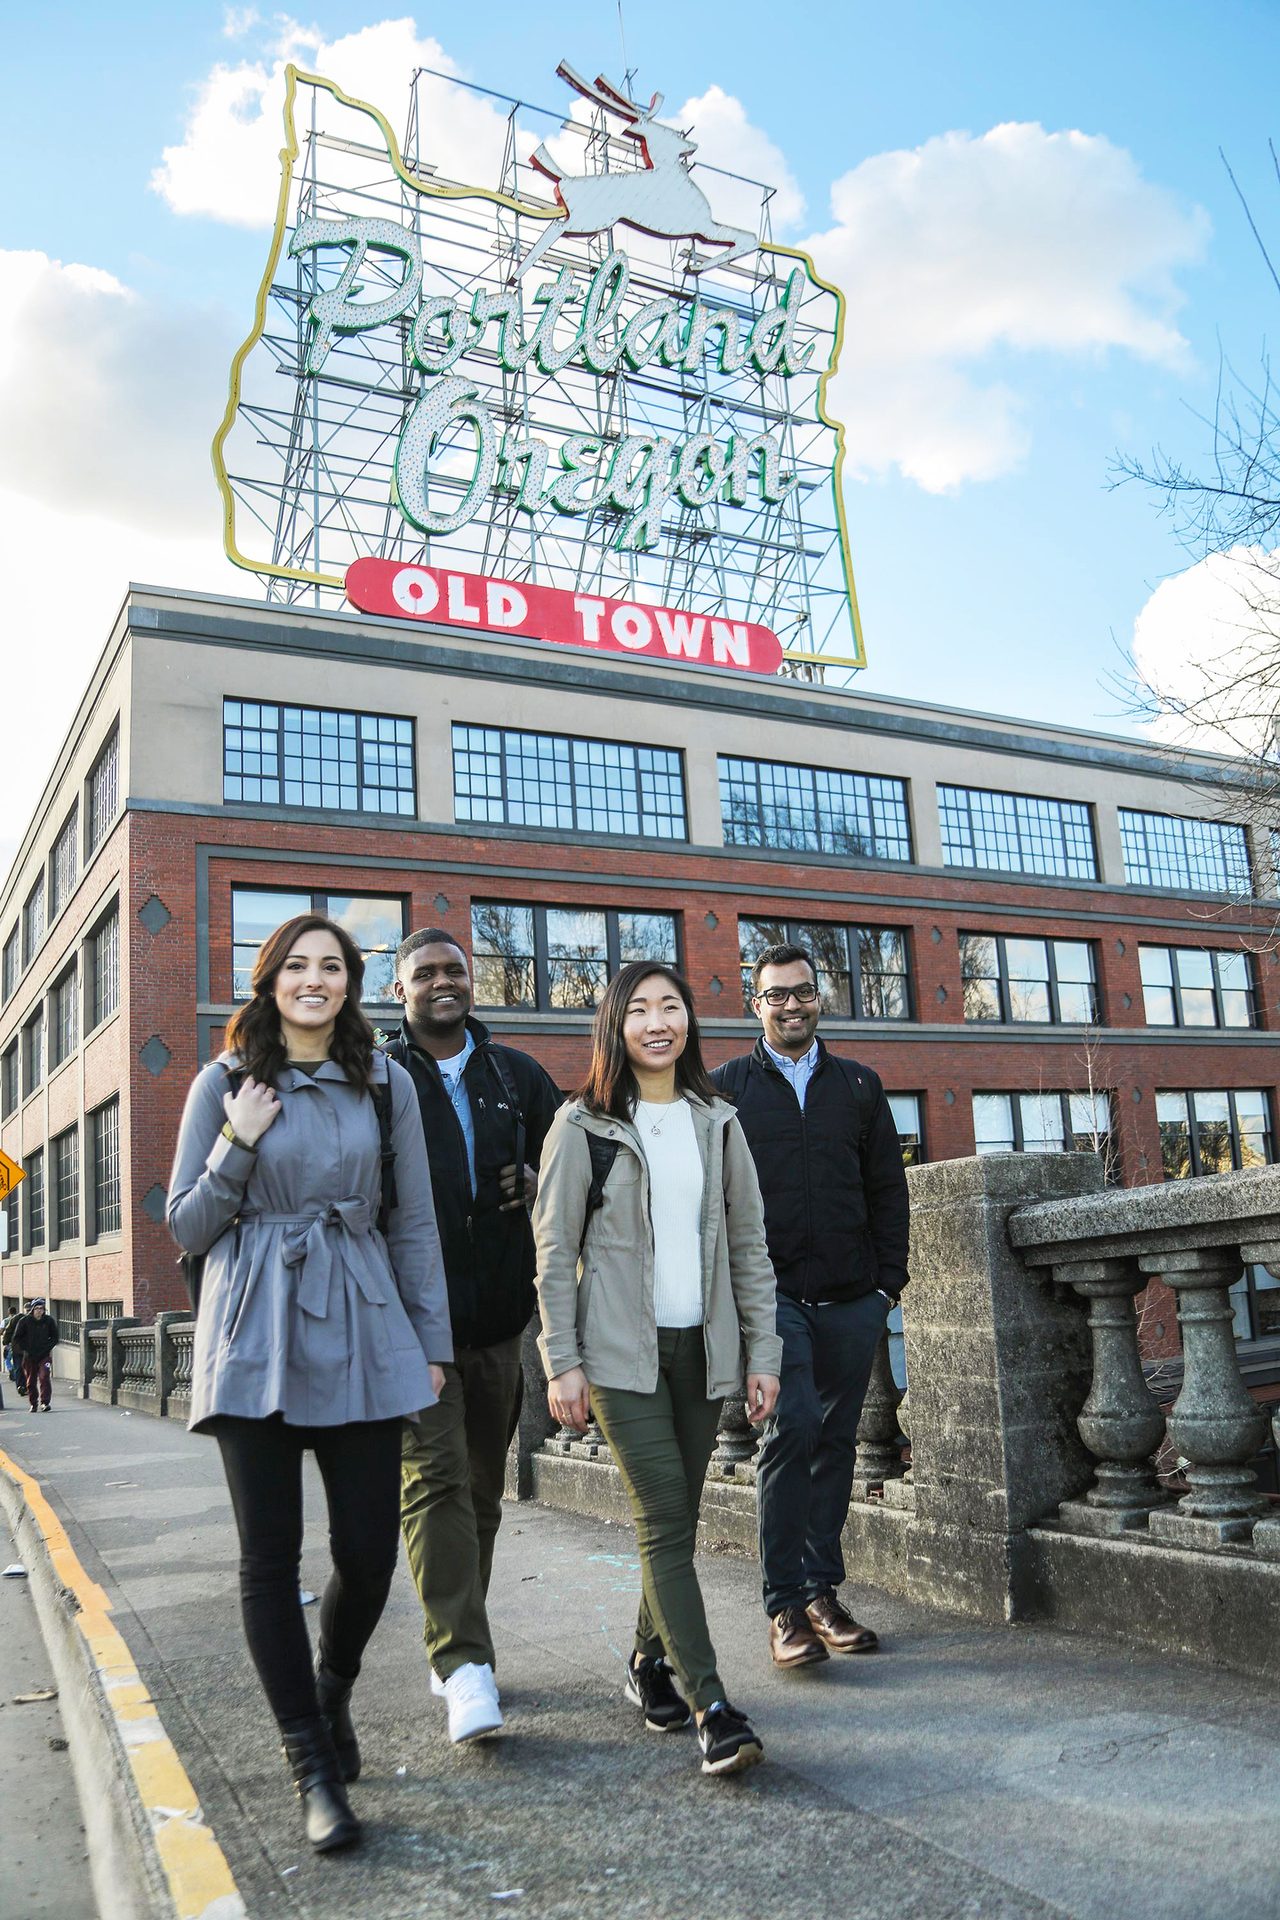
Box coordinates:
[12,1299,59,1412]
[712,942,910,1671]
[383,929,561,1742]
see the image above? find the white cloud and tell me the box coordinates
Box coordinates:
[0,250,235,534]
[1131,546,1280,756]
[222,5,261,36]
[0,489,235,891]
[675,85,805,232]
[151,17,517,227]
[805,122,1210,492]
[0,250,242,891]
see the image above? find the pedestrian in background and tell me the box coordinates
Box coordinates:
[168,914,451,1854]
[713,942,910,1671]
[12,1299,58,1412]
[534,962,781,1777]
[384,929,562,1744]
[2,1304,23,1392]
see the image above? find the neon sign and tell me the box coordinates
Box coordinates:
[214,61,865,674]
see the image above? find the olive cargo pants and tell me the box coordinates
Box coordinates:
[400,1334,524,1681]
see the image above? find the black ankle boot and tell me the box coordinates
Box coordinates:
[314,1652,361,1783]
[279,1715,361,1852]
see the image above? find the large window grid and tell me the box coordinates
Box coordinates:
[471,903,679,1011]
[454,726,686,840]
[22,875,45,967]
[961,933,1098,1025]
[87,727,119,856]
[23,1150,44,1253]
[720,757,911,861]
[974,1090,1117,1179]
[88,907,119,1029]
[52,1128,79,1246]
[1,928,17,1005]
[1139,946,1257,1030]
[90,1099,121,1238]
[22,1012,44,1098]
[222,701,415,815]
[1156,1090,1272,1180]
[939,786,1097,880]
[1120,809,1251,894]
[50,967,77,1069]
[231,888,407,1005]
[51,807,78,917]
[1,1045,16,1119]
[738,917,912,1019]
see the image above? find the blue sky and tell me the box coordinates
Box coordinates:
[2,0,1278,875]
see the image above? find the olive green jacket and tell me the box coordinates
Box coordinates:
[532,1095,781,1397]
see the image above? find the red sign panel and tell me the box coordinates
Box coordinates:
[344,558,783,677]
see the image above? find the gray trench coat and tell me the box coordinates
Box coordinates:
[167,1050,452,1431]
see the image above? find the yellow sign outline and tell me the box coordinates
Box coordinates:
[211,64,865,669]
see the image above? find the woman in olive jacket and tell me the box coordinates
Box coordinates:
[533,961,780,1777]
[168,914,450,1853]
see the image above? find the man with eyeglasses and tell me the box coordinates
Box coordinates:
[712,942,910,1670]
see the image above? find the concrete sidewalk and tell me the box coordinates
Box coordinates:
[2,1397,1278,1920]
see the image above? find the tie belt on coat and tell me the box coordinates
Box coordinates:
[242,1200,388,1318]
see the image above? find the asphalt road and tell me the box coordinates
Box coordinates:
[0,1489,96,1920]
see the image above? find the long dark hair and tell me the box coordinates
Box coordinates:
[223,915,375,1088]
[579,961,718,1120]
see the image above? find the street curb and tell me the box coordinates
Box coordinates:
[0,1446,248,1920]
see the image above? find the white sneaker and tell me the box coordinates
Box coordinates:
[442,1663,503,1743]
[430,1668,446,1699]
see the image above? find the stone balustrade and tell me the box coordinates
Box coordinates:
[1008,1163,1280,1551]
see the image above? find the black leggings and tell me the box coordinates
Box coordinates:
[213,1414,403,1726]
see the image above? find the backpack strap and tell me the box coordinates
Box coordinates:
[487,1047,527,1183]
[712,1054,753,1106]
[176,1061,247,1312]
[578,1134,620,1255]
[825,1054,877,1152]
[371,1077,398,1234]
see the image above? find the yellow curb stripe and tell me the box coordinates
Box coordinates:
[0,1448,248,1920]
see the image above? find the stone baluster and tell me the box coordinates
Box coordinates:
[711,1395,759,1478]
[581,1415,609,1459]
[1053,1256,1173,1535]
[1140,1248,1268,1546]
[851,1334,905,1494]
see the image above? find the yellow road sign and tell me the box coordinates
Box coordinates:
[0,1150,25,1199]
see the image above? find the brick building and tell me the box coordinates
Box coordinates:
[2,583,1278,1399]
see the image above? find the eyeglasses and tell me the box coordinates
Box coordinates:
[756,983,820,1007]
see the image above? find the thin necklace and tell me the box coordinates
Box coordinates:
[638,1097,679,1137]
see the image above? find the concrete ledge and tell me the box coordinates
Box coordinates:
[1027,1523,1280,1680]
[0,1444,247,1920]
[116,1388,162,1416]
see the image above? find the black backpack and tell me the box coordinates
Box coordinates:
[177,1066,397,1315]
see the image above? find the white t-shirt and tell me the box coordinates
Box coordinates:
[635,1099,704,1329]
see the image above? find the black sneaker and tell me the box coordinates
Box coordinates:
[697,1700,763,1776]
[625,1652,691,1731]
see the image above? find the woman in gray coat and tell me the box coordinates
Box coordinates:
[168,913,451,1853]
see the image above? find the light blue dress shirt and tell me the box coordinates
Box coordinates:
[763,1037,820,1109]
[435,1029,477,1196]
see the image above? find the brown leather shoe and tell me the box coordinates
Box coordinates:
[806,1590,879,1653]
[768,1606,830,1669]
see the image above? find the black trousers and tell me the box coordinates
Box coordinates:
[755,1292,889,1616]
[213,1414,403,1726]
